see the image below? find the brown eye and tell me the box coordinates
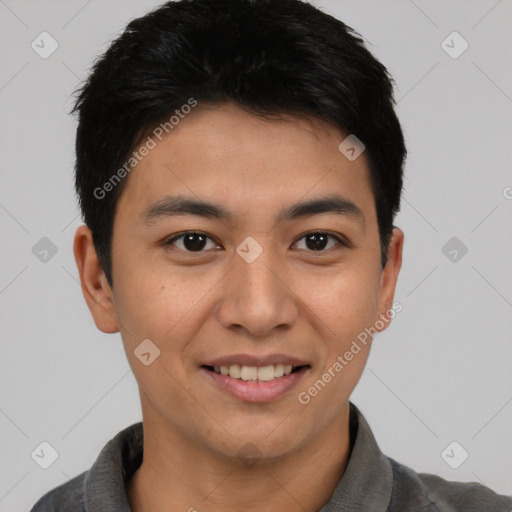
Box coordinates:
[294,232,345,252]
[165,232,220,252]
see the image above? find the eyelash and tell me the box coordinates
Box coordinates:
[163,231,348,253]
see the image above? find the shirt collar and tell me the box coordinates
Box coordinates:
[84,422,143,512]
[83,402,392,512]
[318,402,393,511]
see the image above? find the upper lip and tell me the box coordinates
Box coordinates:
[201,353,310,368]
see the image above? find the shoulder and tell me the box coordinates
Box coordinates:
[387,456,512,511]
[29,471,87,512]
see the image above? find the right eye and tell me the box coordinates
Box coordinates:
[163,231,222,253]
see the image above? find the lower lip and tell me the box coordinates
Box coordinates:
[200,366,309,403]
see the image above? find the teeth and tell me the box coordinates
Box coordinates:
[213,363,298,381]
[240,366,258,381]
[274,364,284,378]
[257,365,275,381]
[229,364,241,379]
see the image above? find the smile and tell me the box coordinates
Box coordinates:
[203,363,302,382]
[200,363,310,402]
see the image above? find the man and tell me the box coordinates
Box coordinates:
[30,0,511,510]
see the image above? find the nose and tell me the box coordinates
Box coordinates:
[215,239,299,337]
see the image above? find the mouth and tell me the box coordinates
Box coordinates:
[200,357,311,402]
[201,363,309,382]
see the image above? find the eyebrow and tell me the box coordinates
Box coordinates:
[141,194,365,226]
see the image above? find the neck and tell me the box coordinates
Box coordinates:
[127,404,352,512]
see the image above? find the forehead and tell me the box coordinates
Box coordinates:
[115,103,375,226]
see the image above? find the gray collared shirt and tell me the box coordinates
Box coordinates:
[30,402,512,511]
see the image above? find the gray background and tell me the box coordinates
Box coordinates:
[1,0,511,510]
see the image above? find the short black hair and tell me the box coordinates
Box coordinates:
[72,0,406,288]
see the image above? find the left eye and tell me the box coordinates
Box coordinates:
[293,232,344,252]
[165,231,345,253]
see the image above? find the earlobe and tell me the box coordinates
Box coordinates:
[375,227,404,332]
[73,225,120,333]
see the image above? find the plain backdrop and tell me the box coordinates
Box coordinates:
[1,0,511,510]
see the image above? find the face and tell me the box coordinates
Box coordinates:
[75,103,403,462]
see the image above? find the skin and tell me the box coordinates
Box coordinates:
[74,102,404,512]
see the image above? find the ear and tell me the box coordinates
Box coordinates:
[73,224,119,333]
[375,227,404,333]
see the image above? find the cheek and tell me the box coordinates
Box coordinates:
[112,252,219,369]
[298,271,379,410]
[110,251,171,350]
[302,263,381,341]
